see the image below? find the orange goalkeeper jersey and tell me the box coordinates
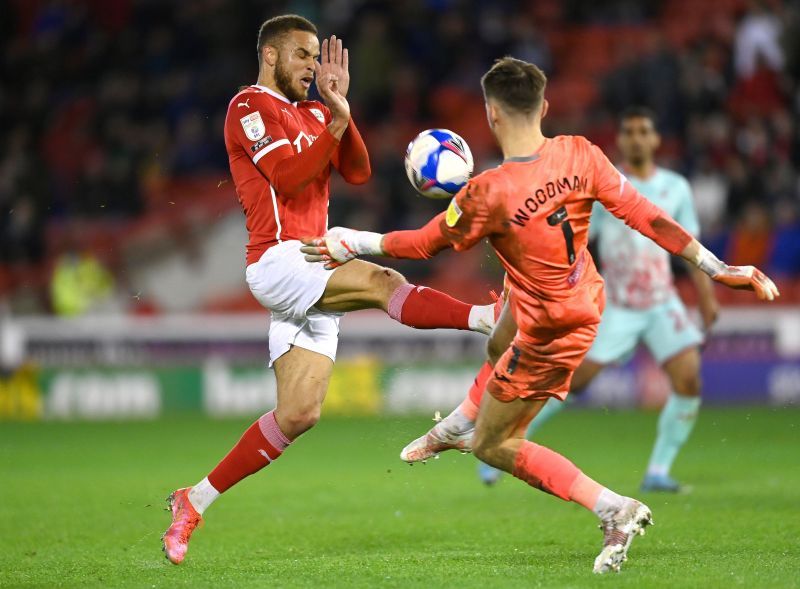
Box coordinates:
[383,135,692,339]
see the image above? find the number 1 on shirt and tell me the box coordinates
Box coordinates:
[547,206,576,265]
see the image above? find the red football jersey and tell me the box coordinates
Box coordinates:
[224,85,336,265]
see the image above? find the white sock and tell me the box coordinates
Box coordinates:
[467,303,495,335]
[440,407,475,433]
[187,477,220,515]
[592,488,625,521]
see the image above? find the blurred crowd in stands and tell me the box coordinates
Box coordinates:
[1,0,799,314]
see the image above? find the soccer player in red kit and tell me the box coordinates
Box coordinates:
[301,57,779,573]
[161,15,497,564]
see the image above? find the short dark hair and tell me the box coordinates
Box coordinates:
[257,14,317,58]
[480,57,547,115]
[619,106,658,128]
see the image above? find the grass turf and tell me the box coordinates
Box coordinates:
[1,407,798,588]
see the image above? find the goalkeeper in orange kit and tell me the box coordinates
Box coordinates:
[301,57,778,574]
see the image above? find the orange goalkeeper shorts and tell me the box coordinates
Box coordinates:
[486,323,598,403]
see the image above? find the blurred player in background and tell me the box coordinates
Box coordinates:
[161,14,496,565]
[477,107,719,492]
[301,57,778,573]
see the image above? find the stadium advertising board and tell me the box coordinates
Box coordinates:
[0,349,797,421]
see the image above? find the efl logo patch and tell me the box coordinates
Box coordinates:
[445,197,463,227]
[309,108,325,123]
[250,136,274,153]
[240,111,266,141]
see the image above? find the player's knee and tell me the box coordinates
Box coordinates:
[472,434,499,464]
[486,336,507,366]
[380,267,407,294]
[370,266,407,305]
[673,371,701,397]
[280,403,322,437]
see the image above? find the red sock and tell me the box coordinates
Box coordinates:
[512,440,582,501]
[458,361,493,421]
[207,410,291,493]
[387,284,471,330]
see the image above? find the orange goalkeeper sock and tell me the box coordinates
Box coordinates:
[512,440,581,500]
[512,441,623,515]
[457,361,493,422]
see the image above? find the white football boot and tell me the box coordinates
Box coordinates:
[593,498,654,574]
[400,411,474,463]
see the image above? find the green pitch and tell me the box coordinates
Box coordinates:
[1,408,798,588]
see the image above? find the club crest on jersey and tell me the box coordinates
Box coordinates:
[445,197,462,227]
[240,111,266,141]
[309,108,325,123]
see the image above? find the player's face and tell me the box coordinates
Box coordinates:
[274,31,320,102]
[617,117,660,167]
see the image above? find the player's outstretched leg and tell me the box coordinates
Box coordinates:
[400,295,510,463]
[473,392,653,574]
[162,347,330,564]
[642,348,702,493]
[478,359,606,485]
[316,258,497,334]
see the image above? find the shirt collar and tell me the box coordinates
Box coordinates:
[252,84,291,104]
[503,154,541,163]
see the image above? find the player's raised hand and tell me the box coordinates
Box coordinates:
[685,241,780,302]
[299,237,341,269]
[712,265,780,301]
[317,35,349,97]
[301,227,384,270]
[315,34,350,129]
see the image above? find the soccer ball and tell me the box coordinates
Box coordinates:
[404,129,474,199]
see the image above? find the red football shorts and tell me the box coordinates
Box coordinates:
[487,324,598,403]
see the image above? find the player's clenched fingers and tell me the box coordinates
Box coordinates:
[300,238,330,263]
[300,244,326,255]
[300,236,325,246]
[753,269,779,301]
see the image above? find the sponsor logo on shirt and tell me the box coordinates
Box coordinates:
[250,136,274,153]
[445,198,463,227]
[240,111,266,141]
[309,108,325,123]
[292,131,318,153]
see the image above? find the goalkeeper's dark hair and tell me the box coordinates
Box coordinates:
[480,57,547,115]
[257,14,317,59]
[619,106,658,128]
